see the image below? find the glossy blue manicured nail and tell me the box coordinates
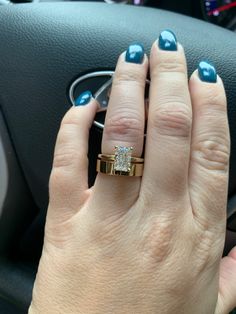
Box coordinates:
[125,44,145,64]
[158,30,177,51]
[198,61,217,83]
[75,91,92,106]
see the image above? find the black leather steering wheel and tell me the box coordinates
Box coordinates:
[0,2,236,312]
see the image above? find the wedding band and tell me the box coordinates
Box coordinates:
[96,146,144,177]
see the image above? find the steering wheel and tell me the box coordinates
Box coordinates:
[0,2,236,312]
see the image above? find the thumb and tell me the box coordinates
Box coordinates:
[216,246,236,314]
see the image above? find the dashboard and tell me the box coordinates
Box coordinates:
[96,0,236,31]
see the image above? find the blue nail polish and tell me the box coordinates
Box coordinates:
[125,43,145,64]
[75,91,92,106]
[158,30,177,51]
[198,61,217,83]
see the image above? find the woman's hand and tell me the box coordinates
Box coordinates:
[29,31,236,314]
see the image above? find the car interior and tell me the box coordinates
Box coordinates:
[0,0,236,313]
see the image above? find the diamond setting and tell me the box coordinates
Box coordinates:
[114,146,133,172]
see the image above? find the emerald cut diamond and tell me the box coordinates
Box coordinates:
[114,146,133,172]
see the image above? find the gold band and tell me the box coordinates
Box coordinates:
[97,146,144,177]
[96,159,144,177]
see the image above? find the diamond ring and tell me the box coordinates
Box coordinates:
[96,146,144,177]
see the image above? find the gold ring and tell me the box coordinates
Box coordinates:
[96,146,144,177]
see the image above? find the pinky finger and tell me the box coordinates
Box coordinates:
[48,91,98,220]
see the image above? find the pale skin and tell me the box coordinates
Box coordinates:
[28,38,236,313]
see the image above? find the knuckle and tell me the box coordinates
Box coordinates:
[150,103,192,138]
[140,217,173,265]
[152,54,187,76]
[199,89,227,111]
[53,150,84,169]
[113,69,146,89]
[104,113,143,141]
[209,92,226,108]
[192,137,230,173]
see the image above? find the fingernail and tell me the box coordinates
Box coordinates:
[158,30,177,51]
[125,43,145,64]
[198,61,217,83]
[75,90,92,106]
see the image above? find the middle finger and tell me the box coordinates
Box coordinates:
[142,31,192,205]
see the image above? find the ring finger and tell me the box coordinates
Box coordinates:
[92,44,148,217]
